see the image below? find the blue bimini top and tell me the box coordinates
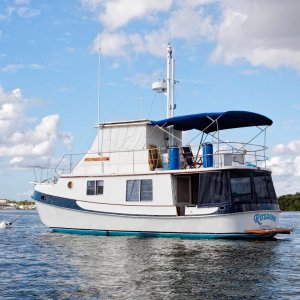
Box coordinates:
[151,111,273,133]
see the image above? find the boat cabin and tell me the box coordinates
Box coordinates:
[45,110,279,217]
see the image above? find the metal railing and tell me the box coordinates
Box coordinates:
[32,141,269,183]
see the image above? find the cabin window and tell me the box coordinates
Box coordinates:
[198,172,229,206]
[253,173,269,201]
[87,181,95,195]
[126,179,153,201]
[253,172,277,203]
[87,180,104,195]
[140,179,153,201]
[266,174,277,202]
[230,172,253,203]
[96,180,104,195]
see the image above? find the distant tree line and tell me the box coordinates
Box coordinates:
[9,200,35,206]
[278,193,300,211]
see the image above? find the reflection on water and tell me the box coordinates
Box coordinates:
[0,211,299,299]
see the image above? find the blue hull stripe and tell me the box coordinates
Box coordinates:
[33,190,279,218]
[52,228,276,239]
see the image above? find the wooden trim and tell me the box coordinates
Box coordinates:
[84,157,110,162]
[245,228,292,235]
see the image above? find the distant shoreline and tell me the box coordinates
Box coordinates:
[0,200,35,211]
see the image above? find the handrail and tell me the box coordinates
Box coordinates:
[32,141,270,183]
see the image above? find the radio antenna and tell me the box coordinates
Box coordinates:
[97,35,101,153]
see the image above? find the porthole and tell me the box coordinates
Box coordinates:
[67,181,73,189]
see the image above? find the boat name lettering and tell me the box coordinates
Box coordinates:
[254,213,276,225]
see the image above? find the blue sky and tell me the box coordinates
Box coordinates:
[1,0,300,200]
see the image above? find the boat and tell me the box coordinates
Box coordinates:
[31,45,292,239]
[0,221,8,229]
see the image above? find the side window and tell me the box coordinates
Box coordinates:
[87,180,104,195]
[126,180,140,201]
[87,181,95,195]
[126,179,153,201]
[96,180,104,195]
[140,179,153,201]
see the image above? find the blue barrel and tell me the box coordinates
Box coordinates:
[202,143,213,168]
[168,147,180,170]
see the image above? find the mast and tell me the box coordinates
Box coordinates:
[152,43,176,147]
[167,44,174,118]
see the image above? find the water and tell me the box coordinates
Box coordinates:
[0,211,299,300]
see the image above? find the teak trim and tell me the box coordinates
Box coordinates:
[84,157,110,162]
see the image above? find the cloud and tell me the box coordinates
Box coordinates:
[84,0,300,73]
[83,0,172,30]
[0,1,40,21]
[0,86,73,168]
[100,0,172,31]
[126,71,164,88]
[169,3,216,42]
[58,132,74,149]
[92,32,129,57]
[16,6,40,18]
[87,1,216,58]
[273,139,300,155]
[211,0,300,72]
[1,64,46,73]
[267,139,300,195]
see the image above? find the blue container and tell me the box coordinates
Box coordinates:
[202,143,213,168]
[168,147,180,170]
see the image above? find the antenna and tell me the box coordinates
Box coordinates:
[97,35,101,153]
[139,97,143,119]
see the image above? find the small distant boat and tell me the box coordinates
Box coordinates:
[0,216,21,229]
[32,45,292,239]
[0,221,12,229]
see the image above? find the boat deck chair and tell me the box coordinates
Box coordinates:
[181,146,202,169]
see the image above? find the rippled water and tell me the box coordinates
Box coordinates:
[0,210,299,299]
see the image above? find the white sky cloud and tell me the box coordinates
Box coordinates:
[88,1,216,57]
[126,70,164,88]
[0,86,73,168]
[1,64,46,73]
[0,1,40,21]
[211,0,300,72]
[84,0,300,73]
[83,0,172,30]
[16,6,40,18]
[273,139,300,156]
[267,139,300,195]
[100,0,172,31]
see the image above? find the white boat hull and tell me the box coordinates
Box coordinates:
[35,200,281,239]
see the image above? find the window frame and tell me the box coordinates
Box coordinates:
[126,179,153,202]
[86,180,104,195]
